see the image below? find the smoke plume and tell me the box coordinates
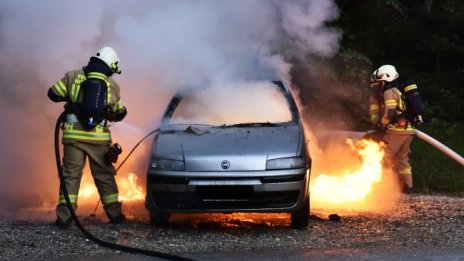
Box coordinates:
[0,0,340,214]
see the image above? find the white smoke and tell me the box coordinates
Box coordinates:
[0,0,340,212]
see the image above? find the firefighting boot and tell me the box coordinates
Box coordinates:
[109,214,126,224]
[104,202,126,224]
[399,173,413,193]
[55,218,72,230]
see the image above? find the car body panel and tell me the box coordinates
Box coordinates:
[145,81,311,215]
[153,124,301,171]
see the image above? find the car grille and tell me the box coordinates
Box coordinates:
[151,189,300,210]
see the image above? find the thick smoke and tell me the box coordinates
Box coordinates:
[0,0,340,213]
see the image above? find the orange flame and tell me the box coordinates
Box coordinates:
[310,138,398,213]
[78,172,145,203]
[117,173,145,202]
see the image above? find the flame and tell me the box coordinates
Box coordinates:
[79,181,96,199]
[310,138,398,213]
[78,172,145,204]
[117,173,145,202]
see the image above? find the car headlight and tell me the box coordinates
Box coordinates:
[266,156,305,170]
[151,158,185,171]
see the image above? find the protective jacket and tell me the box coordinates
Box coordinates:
[48,69,127,144]
[369,85,415,135]
[48,63,127,224]
[369,83,415,189]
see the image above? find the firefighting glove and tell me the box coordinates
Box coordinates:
[106,143,122,164]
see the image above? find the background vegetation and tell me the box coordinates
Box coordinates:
[290,0,464,193]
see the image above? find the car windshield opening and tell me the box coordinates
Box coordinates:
[169,81,294,126]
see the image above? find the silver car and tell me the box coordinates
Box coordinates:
[145,81,311,228]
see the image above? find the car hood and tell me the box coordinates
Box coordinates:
[153,125,302,171]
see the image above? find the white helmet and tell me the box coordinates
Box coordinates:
[371,65,399,82]
[93,46,121,74]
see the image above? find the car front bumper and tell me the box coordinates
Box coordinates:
[145,168,310,213]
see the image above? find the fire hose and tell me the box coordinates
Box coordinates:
[363,129,464,166]
[54,111,195,261]
[415,129,464,166]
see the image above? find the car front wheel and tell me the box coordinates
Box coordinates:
[149,208,171,227]
[290,196,309,229]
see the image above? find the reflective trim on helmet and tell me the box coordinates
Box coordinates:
[111,62,121,74]
[113,100,124,111]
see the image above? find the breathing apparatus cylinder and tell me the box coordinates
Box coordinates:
[400,79,424,125]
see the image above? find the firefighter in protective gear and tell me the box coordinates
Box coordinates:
[48,46,128,229]
[369,64,415,192]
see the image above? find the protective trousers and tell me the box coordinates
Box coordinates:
[383,133,414,189]
[56,140,122,223]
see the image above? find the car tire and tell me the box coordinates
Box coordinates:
[290,196,309,229]
[149,208,171,227]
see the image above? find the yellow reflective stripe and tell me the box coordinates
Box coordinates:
[57,80,67,94]
[107,86,111,104]
[53,80,67,97]
[387,127,415,133]
[63,129,111,141]
[404,84,417,92]
[385,99,396,106]
[102,193,119,204]
[370,104,379,110]
[399,167,412,175]
[70,74,86,102]
[62,134,110,141]
[74,83,81,102]
[53,83,65,97]
[87,72,111,103]
[70,83,77,102]
[87,72,108,81]
[59,194,78,204]
[371,115,379,120]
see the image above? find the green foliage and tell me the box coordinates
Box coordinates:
[411,123,464,194]
[332,0,464,193]
[284,0,463,192]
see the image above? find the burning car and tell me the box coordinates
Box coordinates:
[145,81,311,228]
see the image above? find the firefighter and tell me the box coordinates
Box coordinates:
[48,46,128,229]
[369,65,415,192]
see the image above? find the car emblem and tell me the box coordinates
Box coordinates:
[221,160,230,169]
